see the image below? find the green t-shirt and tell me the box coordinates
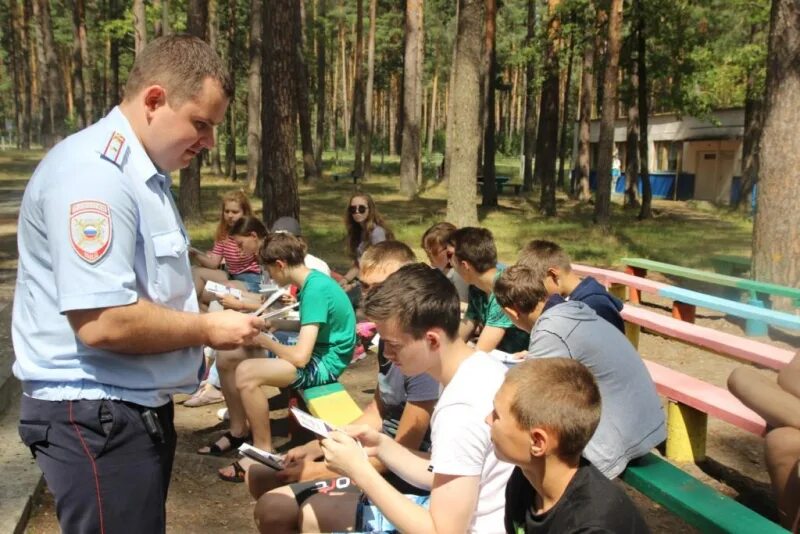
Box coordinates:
[465,267,530,353]
[298,270,357,377]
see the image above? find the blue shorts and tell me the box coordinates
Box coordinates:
[231,271,262,292]
[355,493,431,533]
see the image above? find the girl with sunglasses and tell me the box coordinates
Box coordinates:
[339,192,394,290]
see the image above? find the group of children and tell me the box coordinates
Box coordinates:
[185,190,671,533]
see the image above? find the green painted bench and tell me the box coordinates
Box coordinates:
[622,453,787,533]
[710,254,751,277]
[287,381,363,440]
[477,175,521,195]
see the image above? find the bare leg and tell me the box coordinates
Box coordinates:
[236,357,298,451]
[299,491,361,533]
[254,486,302,534]
[728,367,800,428]
[765,427,800,530]
[247,463,293,500]
[193,266,231,302]
[196,347,252,454]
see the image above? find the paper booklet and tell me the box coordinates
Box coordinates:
[289,406,336,438]
[204,280,243,300]
[238,443,285,470]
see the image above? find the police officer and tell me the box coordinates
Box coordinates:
[13,35,262,533]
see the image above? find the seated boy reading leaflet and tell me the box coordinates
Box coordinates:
[296,264,513,533]
[487,357,650,533]
[198,233,356,483]
[494,264,665,479]
[450,227,529,354]
[249,241,439,532]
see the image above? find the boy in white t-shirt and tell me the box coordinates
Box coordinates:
[299,263,513,533]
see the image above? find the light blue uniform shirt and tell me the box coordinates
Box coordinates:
[12,107,203,407]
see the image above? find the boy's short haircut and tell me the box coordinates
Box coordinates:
[363,263,460,340]
[421,222,457,252]
[360,241,417,274]
[494,265,549,313]
[505,358,601,461]
[124,34,234,106]
[450,227,497,273]
[518,240,572,274]
[260,232,307,267]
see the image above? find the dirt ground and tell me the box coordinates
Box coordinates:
[24,299,798,533]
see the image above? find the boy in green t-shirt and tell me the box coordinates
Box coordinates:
[207,232,356,483]
[450,227,529,354]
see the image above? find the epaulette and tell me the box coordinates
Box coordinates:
[100,131,127,170]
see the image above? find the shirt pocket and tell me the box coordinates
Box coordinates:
[151,228,194,303]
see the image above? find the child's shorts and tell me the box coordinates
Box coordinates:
[290,357,337,390]
[231,271,262,292]
[355,492,431,533]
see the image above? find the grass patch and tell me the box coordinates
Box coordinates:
[0,149,753,275]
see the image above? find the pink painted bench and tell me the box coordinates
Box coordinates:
[623,305,794,371]
[644,359,767,437]
[571,263,668,304]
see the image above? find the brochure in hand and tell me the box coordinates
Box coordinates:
[204,280,243,300]
[289,406,336,438]
[238,443,285,470]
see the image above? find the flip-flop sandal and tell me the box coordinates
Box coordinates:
[218,460,246,483]
[183,386,224,407]
[197,431,251,456]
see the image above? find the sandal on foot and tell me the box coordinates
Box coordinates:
[197,431,251,456]
[218,460,246,483]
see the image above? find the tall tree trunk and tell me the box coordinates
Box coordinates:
[294,0,320,182]
[224,0,236,180]
[394,71,404,155]
[752,0,800,312]
[353,0,366,177]
[247,0,262,194]
[133,0,147,54]
[576,5,594,201]
[108,0,122,111]
[593,0,623,229]
[339,23,350,149]
[207,0,223,175]
[162,0,171,35]
[179,0,208,222]
[363,0,377,179]
[9,0,23,147]
[314,0,327,168]
[245,0,263,192]
[534,0,561,217]
[557,24,575,192]
[737,23,764,212]
[522,0,537,192]
[38,0,66,146]
[481,0,498,208]
[426,70,438,154]
[18,0,32,148]
[623,19,639,208]
[445,0,482,227]
[69,0,88,128]
[400,0,423,198]
[262,0,300,226]
[636,0,651,220]
[153,0,163,36]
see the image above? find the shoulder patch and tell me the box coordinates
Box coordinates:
[70,201,112,264]
[100,132,126,168]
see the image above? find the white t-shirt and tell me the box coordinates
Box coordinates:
[429,352,513,533]
[304,253,331,276]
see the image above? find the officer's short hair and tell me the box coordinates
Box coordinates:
[504,358,601,461]
[124,34,233,105]
[260,232,307,268]
[363,263,460,340]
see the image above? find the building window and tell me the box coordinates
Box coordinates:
[655,141,680,171]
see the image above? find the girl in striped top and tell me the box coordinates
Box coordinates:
[191,190,262,308]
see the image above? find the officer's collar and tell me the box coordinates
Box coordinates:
[108,106,166,185]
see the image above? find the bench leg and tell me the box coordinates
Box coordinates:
[609,283,628,302]
[666,401,707,463]
[625,266,647,304]
[624,322,640,349]
[744,297,768,337]
[672,301,696,323]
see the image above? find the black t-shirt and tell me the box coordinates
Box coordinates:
[504,463,650,534]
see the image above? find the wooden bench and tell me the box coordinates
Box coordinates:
[710,254,751,277]
[476,175,521,195]
[298,381,362,426]
[621,304,795,371]
[332,170,360,185]
[571,263,668,304]
[622,453,787,533]
[623,257,800,335]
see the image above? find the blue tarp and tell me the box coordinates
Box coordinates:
[586,171,695,200]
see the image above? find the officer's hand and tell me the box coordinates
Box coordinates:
[202,310,263,350]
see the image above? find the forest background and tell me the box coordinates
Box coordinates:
[0,0,796,300]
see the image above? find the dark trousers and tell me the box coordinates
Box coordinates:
[19,396,177,534]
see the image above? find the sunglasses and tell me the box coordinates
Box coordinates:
[349,205,368,214]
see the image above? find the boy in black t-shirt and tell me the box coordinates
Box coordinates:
[486,358,650,533]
